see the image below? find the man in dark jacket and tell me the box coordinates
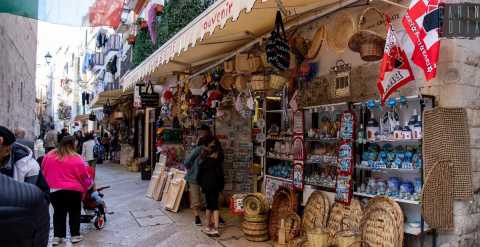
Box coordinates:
[0,173,50,247]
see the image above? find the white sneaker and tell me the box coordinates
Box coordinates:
[52,237,63,246]
[71,235,84,244]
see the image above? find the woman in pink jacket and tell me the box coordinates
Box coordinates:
[41,135,92,245]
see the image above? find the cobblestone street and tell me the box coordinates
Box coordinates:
[49,162,271,247]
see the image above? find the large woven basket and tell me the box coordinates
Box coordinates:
[348,7,386,61]
[242,221,269,236]
[302,191,330,232]
[364,196,403,247]
[270,74,288,90]
[360,208,399,247]
[269,186,298,241]
[326,199,363,236]
[327,11,356,53]
[283,212,302,242]
[244,193,269,216]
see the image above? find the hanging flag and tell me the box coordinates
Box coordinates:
[0,0,123,28]
[377,18,415,104]
[402,0,441,81]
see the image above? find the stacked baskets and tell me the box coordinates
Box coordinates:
[242,193,270,242]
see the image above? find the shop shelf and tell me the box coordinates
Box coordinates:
[305,161,337,167]
[304,182,335,192]
[366,139,422,145]
[353,192,420,205]
[266,156,293,162]
[304,137,340,143]
[355,165,421,173]
[265,174,293,183]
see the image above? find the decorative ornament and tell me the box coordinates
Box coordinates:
[386,98,397,109]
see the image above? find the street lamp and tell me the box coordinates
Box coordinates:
[44,52,52,65]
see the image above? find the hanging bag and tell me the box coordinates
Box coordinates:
[140,81,160,107]
[266,11,290,71]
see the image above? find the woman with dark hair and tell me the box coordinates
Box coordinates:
[197,136,224,236]
[101,133,110,161]
[41,136,92,245]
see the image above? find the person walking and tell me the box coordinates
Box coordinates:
[196,129,224,237]
[0,173,50,247]
[101,133,110,161]
[0,126,40,184]
[82,132,96,169]
[14,127,34,153]
[74,131,84,155]
[41,135,92,245]
[183,141,206,226]
[44,125,58,153]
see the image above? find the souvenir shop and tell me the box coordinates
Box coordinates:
[124,0,476,246]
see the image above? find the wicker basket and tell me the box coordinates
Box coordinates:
[220,73,235,90]
[251,74,268,91]
[363,197,403,247]
[335,230,361,247]
[224,59,235,73]
[360,208,399,247]
[348,7,386,61]
[306,228,330,247]
[302,191,330,232]
[326,11,356,53]
[235,75,248,92]
[269,186,298,241]
[242,221,269,236]
[283,212,302,242]
[326,199,363,236]
[270,74,288,90]
[244,193,269,216]
[244,214,268,223]
[245,233,269,242]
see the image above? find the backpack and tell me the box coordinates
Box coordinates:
[93,144,100,158]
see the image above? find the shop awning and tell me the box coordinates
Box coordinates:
[90,88,132,109]
[121,0,349,90]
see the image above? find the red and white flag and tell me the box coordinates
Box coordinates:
[402,0,441,81]
[377,18,415,104]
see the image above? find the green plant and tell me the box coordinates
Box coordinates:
[132,28,155,66]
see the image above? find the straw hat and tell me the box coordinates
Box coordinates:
[219,73,235,90]
[348,7,387,61]
[326,11,356,53]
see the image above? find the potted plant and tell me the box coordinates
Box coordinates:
[136,18,148,30]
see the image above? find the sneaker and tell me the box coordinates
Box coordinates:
[194,216,202,226]
[52,237,63,246]
[201,227,212,234]
[71,235,84,244]
[207,228,220,237]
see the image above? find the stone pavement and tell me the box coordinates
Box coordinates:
[49,162,273,247]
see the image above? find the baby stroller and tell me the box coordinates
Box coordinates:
[80,185,109,229]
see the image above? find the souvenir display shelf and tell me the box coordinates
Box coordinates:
[353,95,435,240]
[303,102,350,193]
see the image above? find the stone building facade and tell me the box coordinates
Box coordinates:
[0,14,37,138]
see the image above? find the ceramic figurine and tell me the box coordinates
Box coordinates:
[393,121,403,139]
[402,121,412,139]
[366,112,379,141]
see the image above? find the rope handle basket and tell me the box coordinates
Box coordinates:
[357,7,386,33]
